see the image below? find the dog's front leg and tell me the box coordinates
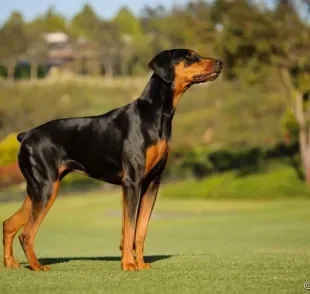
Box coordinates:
[121,176,142,271]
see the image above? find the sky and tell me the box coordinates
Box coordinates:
[0,0,190,23]
[0,0,300,25]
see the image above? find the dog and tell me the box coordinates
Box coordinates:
[3,49,222,271]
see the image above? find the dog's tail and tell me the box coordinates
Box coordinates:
[17,132,27,143]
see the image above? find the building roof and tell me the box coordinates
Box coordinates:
[44,32,68,43]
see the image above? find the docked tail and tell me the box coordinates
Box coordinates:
[17,132,27,142]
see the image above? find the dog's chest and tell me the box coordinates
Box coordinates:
[144,140,169,175]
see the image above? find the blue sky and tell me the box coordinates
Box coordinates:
[0,0,190,23]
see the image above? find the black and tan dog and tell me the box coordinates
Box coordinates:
[3,49,222,271]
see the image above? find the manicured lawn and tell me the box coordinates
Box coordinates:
[0,192,309,293]
[162,163,310,199]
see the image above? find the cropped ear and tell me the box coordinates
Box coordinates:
[148,50,174,83]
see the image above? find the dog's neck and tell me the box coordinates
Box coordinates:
[137,74,193,141]
[139,73,188,117]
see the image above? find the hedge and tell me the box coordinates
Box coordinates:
[164,141,299,180]
[0,132,20,166]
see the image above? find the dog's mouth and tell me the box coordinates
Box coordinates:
[192,71,221,83]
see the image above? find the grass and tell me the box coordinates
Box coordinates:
[162,163,310,199]
[0,76,288,148]
[0,192,310,293]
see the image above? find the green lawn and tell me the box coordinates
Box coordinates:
[0,192,309,293]
[162,163,310,199]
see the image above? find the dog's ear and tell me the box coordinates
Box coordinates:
[148,50,174,83]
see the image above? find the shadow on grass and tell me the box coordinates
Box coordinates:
[26,255,173,267]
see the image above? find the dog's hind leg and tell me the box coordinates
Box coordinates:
[16,142,63,271]
[3,194,32,268]
[19,180,60,271]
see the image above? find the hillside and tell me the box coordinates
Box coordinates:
[0,75,288,149]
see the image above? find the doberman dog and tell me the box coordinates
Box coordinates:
[3,49,222,272]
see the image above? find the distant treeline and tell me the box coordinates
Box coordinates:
[0,0,308,81]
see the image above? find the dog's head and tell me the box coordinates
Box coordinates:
[148,49,223,84]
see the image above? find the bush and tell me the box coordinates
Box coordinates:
[166,147,213,179]
[0,132,20,166]
[0,64,7,77]
[0,162,24,188]
[164,141,299,181]
[208,147,263,172]
[264,141,298,159]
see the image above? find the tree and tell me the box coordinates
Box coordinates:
[140,5,176,56]
[141,2,215,59]
[113,7,148,75]
[182,1,216,54]
[0,11,28,80]
[70,4,101,39]
[26,33,48,79]
[23,7,68,79]
[96,21,122,78]
[213,0,274,83]
[215,0,310,183]
[27,6,68,34]
[272,0,310,182]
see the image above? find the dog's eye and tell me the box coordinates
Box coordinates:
[186,53,192,59]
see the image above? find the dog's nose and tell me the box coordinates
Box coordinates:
[216,60,223,70]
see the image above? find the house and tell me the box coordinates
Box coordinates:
[44,32,75,66]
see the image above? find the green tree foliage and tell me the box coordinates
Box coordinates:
[0,11,28,79]
[113,7,144,38]
[113,7,150,75]
[70,4,101,39]
[270,0,310,182]
[214,0,275,83]
[26,6,68,34]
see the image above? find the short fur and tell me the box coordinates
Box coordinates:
[3,49,222,271]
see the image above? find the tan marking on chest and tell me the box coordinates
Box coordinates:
[145,140,169,175]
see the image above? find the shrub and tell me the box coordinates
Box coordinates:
[166,148,213,179]
[0,162,24,188]
[0,132,20,166]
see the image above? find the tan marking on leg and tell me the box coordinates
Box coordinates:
[19,181,60,271]
[3,195,32,268]
[119,190,125,251]
[134,183,158,270]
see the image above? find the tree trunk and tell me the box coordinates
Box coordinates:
[299,125,310,183]
[104,57,114,79]
[30,60,38,80]
[304,162,310,183]
[280,68,310,184]
[295,91,310,183]
[7,60,15,80]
